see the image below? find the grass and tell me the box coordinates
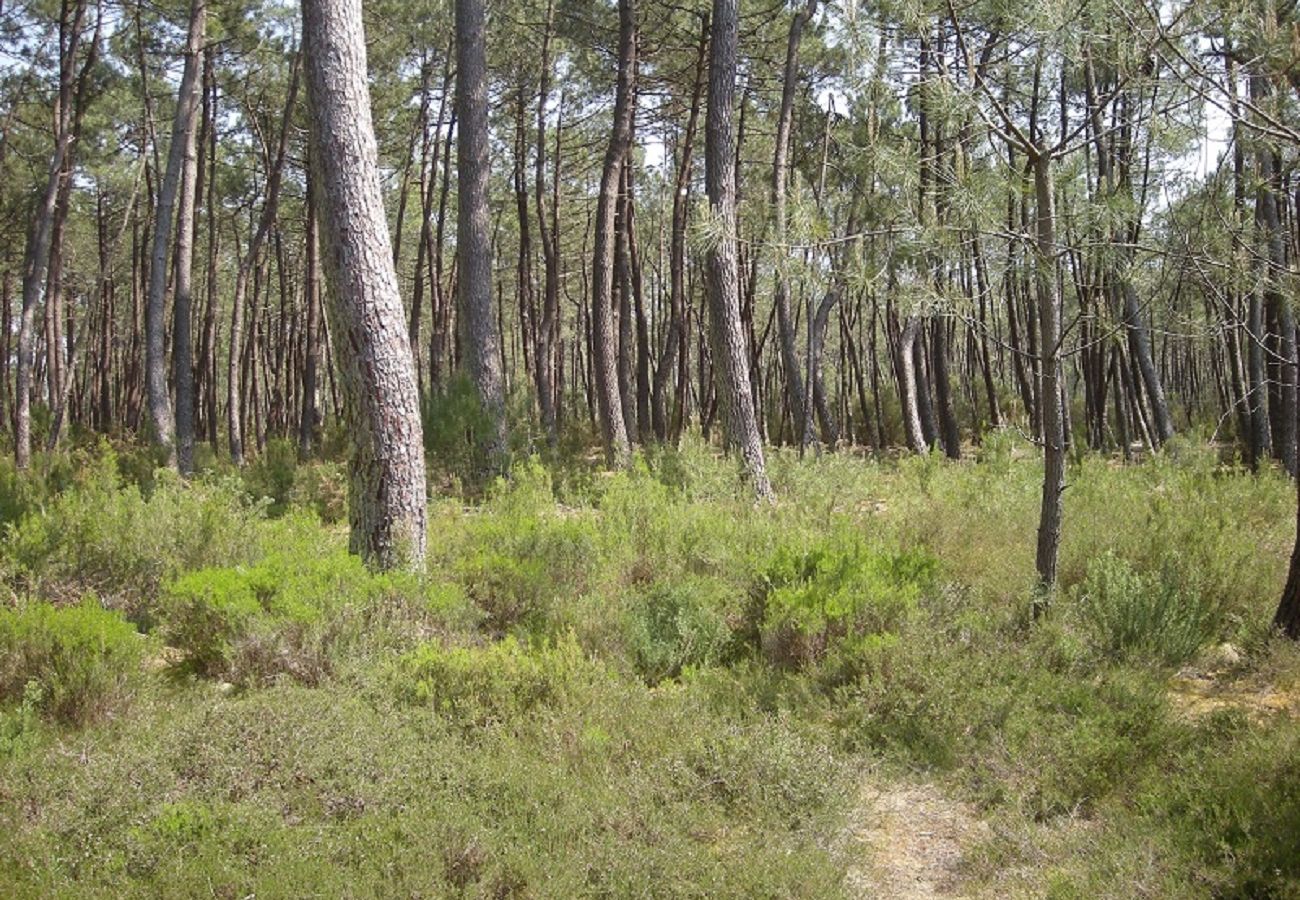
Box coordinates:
[0,434,1297,897]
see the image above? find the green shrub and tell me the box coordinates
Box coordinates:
[1075,553,1219,666]
[1145,724,1300,897]
[289,460,348,523]
[160,548,381,685]
[3,450,265,613]
[758,538,935,669]
[449,465,601,635]
[0,599,145,724]
[392,635,596,725]
[625,576,742,683]
[242,439,299,517]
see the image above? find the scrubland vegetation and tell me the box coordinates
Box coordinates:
[1,436,1297,898]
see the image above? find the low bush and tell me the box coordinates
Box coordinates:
[241,439,299,517]
[161,547,383,685]
[392,634,596,726]
[1074,552,1219,666]
[0,599,145,725]
[625,576,743,683]
[3,450,264,613]
[758,538,936,669]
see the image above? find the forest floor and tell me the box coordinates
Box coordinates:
[843,779,987,899]
[1,436,1299,897]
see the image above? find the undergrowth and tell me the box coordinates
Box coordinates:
[0,435,1295,897]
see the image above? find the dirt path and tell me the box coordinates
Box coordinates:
[842,780,989,899]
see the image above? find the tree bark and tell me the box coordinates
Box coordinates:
[302,0,428,568]
[145,0,205,464]
[705,0,773,501]
[770,0,817,443]
[1033,149,1065,594]
[589,0,637,467]
[171,0,206,474]
[455,0,508,468]
[652,14,708,443]
[299,165,322,457]
[16,0,90,469]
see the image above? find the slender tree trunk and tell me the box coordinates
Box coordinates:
[171,0,206,474]
[652,14,708,443]
[770,0,817,441]
[589,0,636,466]
[227,57,299,465]
[302,0,428,568]
[533,0,561,443]
[899,315,929,453]
[16,0,90,468]
[1033,149,1064,595]
[299,166,322,457]
[705,0,773,500]
[455,0,508,468]
[145,0,205,464]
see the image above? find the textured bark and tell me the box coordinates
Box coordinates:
[171,0,206,474]
[1255,138,1297,476]
[931,317,961,459]
[1033,150,1064,593]
[303,0,428,568]
[589,0,636,467]
[899,315,929,454]
[145,0,205,464]
[803,288,839,450]
[1277,466,1300,637]
[770,0,817,442]
[455,0,507,467]
[16,0,90,469]
[705,0,773,501]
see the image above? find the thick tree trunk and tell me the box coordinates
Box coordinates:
[589,0,636,466]
[302,0,428,568]
[455,0,508,468]
[705,0,773,501]
[1277,464,1300,637]
[1255,140,1297,475]
[931,317,961,458]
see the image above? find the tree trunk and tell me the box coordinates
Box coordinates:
[299,166,322,457]
[16,0,90,469]
[1033,149,1065,595]
[302,0,428,568]
[145,0,205,464]
[227,57,299,465]
[171,0,206,474]
[455,0,508,468]
[532,0,561,444]
[589,0,637,466]
[652,14,708,443]
[770,0,817,442]
[705,0,773,501]
[1277,458,1300,636]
